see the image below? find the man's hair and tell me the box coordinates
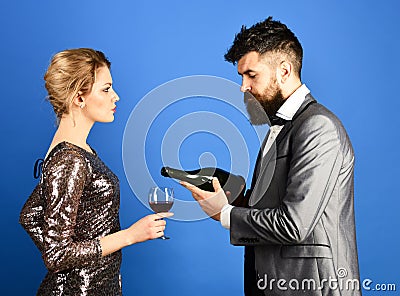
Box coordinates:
[224,17,303,77]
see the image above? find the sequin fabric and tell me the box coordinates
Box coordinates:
[20,142,122,295]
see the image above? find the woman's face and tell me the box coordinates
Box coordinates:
[82,66,119,123]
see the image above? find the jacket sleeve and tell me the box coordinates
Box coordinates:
[39,150,102,272]
[230,114,344,245]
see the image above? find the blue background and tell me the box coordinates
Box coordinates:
[1,0,399,295]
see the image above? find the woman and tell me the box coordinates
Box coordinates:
[19,48,172,295]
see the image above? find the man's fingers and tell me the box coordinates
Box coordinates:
[212,177,222,192]
[180,181,205,197]
[179,181,194,190]
[181,179,222,194]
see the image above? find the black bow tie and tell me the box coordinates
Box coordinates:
[269,115,288,126]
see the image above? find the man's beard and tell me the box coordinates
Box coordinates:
[244,79,285,125]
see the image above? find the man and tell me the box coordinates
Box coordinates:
[181,17,361,295]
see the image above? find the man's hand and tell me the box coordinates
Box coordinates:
[180,177,228,221]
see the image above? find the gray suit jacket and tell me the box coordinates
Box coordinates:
[230,94,361,296]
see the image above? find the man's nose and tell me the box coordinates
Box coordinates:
[240,79,251,93]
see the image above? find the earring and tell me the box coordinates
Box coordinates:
[80,103,85,109]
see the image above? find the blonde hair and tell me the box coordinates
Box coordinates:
[44,48,111,119]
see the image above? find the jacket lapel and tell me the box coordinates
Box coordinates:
[249,95,316,207]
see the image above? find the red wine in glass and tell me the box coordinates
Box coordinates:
[149,201,174,213]
[148,187,174,240]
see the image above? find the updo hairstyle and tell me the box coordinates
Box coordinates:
[44,48,111,119]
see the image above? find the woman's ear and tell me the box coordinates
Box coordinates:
[72,91,85,108]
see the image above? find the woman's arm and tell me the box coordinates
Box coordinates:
[19,183,45,252]
[41,150,100,272]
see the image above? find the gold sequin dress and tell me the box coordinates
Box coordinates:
[20,142,122,295]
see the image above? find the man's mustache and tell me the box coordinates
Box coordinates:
[243,91,257,104]
[243,91,269,125]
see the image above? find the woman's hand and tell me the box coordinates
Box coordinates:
[125,213,174,245]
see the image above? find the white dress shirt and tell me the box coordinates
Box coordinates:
[220,84,310,229]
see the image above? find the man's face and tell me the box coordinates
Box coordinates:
[237,51,285,125]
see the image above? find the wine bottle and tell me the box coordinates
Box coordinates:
[160,166,247,206]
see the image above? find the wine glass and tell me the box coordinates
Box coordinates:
[148,187,174,240]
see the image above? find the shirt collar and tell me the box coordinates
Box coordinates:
[276,84,310,120]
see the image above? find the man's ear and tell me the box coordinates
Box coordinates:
[277,61,292,85]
